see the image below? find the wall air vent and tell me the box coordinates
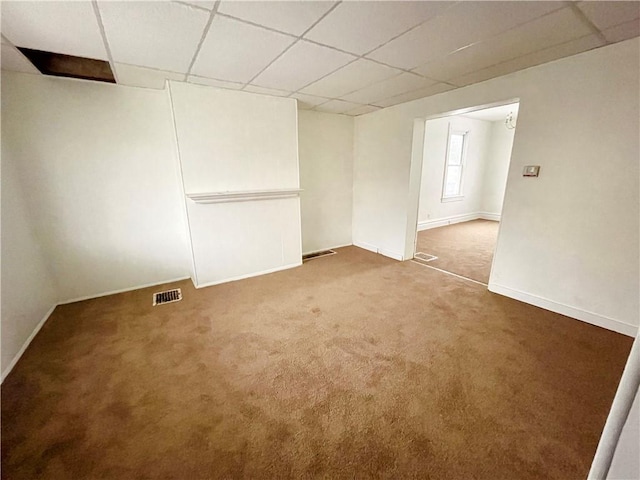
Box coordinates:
[153,289,182,306]
[17,47,115,83]
[302,250,336,262]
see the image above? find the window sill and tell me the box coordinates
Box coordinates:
[441,195,464,203]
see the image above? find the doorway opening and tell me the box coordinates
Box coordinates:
[412,101,519,285]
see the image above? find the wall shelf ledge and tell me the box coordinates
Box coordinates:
[186,188,302,204]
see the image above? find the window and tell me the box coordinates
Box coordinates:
[442,130,467,200]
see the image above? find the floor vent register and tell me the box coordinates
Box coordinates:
[153,288,182,306]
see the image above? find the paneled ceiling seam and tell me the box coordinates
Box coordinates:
[185,0,221,79]
[358,1,459,58]
[444,32,605,88]
[407,3,572,78]
[570,3,609,44]
[117,61,186,77]
[241,1,343,89]
[172,1,211,13]
[91,0,119,83]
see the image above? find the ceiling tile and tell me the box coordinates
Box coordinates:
[187,75,244,89]
[252,40,355,92]
[314,99,362,114]
[300,58,400,98]
[345,104,381,116]
[305,1,452,55]
[99,1,208,73]
[414,7,593,82]
[340,72,436,104]
[289,92,330,109]
[367,1,564,69]
[1,1,108,60]
[191,15,294,83]
[602,18,640,43]
[242,85,291,97]
[115,63,185,89]
[373,82,455,108]
[217,1,335,36]
[1,44,40,74]
[175,0,216,10]
[577,1,640,31]
[451,34,604,87]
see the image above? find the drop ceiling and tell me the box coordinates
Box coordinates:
[1,1,639,116]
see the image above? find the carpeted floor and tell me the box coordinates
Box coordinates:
[1,246,632,479]
[415,219,500,284]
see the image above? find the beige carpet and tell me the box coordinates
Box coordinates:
[1,246,631,479]
[415,219,500,284]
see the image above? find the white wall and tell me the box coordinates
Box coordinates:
[353,38,639,335]
[298,110,353,254]
[1,72,190,303]
[1,152,58,377]
[608,387,640,480]
[481,120,515,215]
[418,115,491,227]
[168,82,301,287]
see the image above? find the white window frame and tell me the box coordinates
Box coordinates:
[441,127,468,202]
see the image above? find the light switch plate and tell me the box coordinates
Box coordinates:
[523,165,540,177]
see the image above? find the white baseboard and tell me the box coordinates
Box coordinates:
[378,247,404,261]
[2,304,57,383]
[478,212,501,222]
[354,241,404,261]
[353,240,378,254]
[302,243,352,256]
[195,262,302,289]
[489,283,638,337]
[418,212,500,231]
[59,276,192,305]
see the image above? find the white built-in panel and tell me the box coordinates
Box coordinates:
[168,81,301,287]
[187,198,301,286]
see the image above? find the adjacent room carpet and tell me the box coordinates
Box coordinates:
[1,246,631,479]
[415,219,500,284]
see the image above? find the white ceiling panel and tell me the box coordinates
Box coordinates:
[300,59,400,98]
[373,82,454,108]
[414,7,593,82]
[577,1,640,30]
[289,92,330,109]
[175,0,217,10]
[115,63,185,89]
[367,1,564,69]
[340,72,436,105]
[451,34,604,87]
[1,44,40,74]
[191,15,295,83]
[252,40,355,92]
[187,75,244,89]
[242,85,291,97]
[345,104,381,116]
[602,19,640,43]
[217,1,335,36]
[99,1,208,73]
[1,1,108,60]
[305,1,452,55]
[314,99,362,114]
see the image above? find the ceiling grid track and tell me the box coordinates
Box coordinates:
[91,0,119,83]
[185,1,221,80]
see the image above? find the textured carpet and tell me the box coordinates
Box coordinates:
[1,246,631,479]
[415,219,500,284]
